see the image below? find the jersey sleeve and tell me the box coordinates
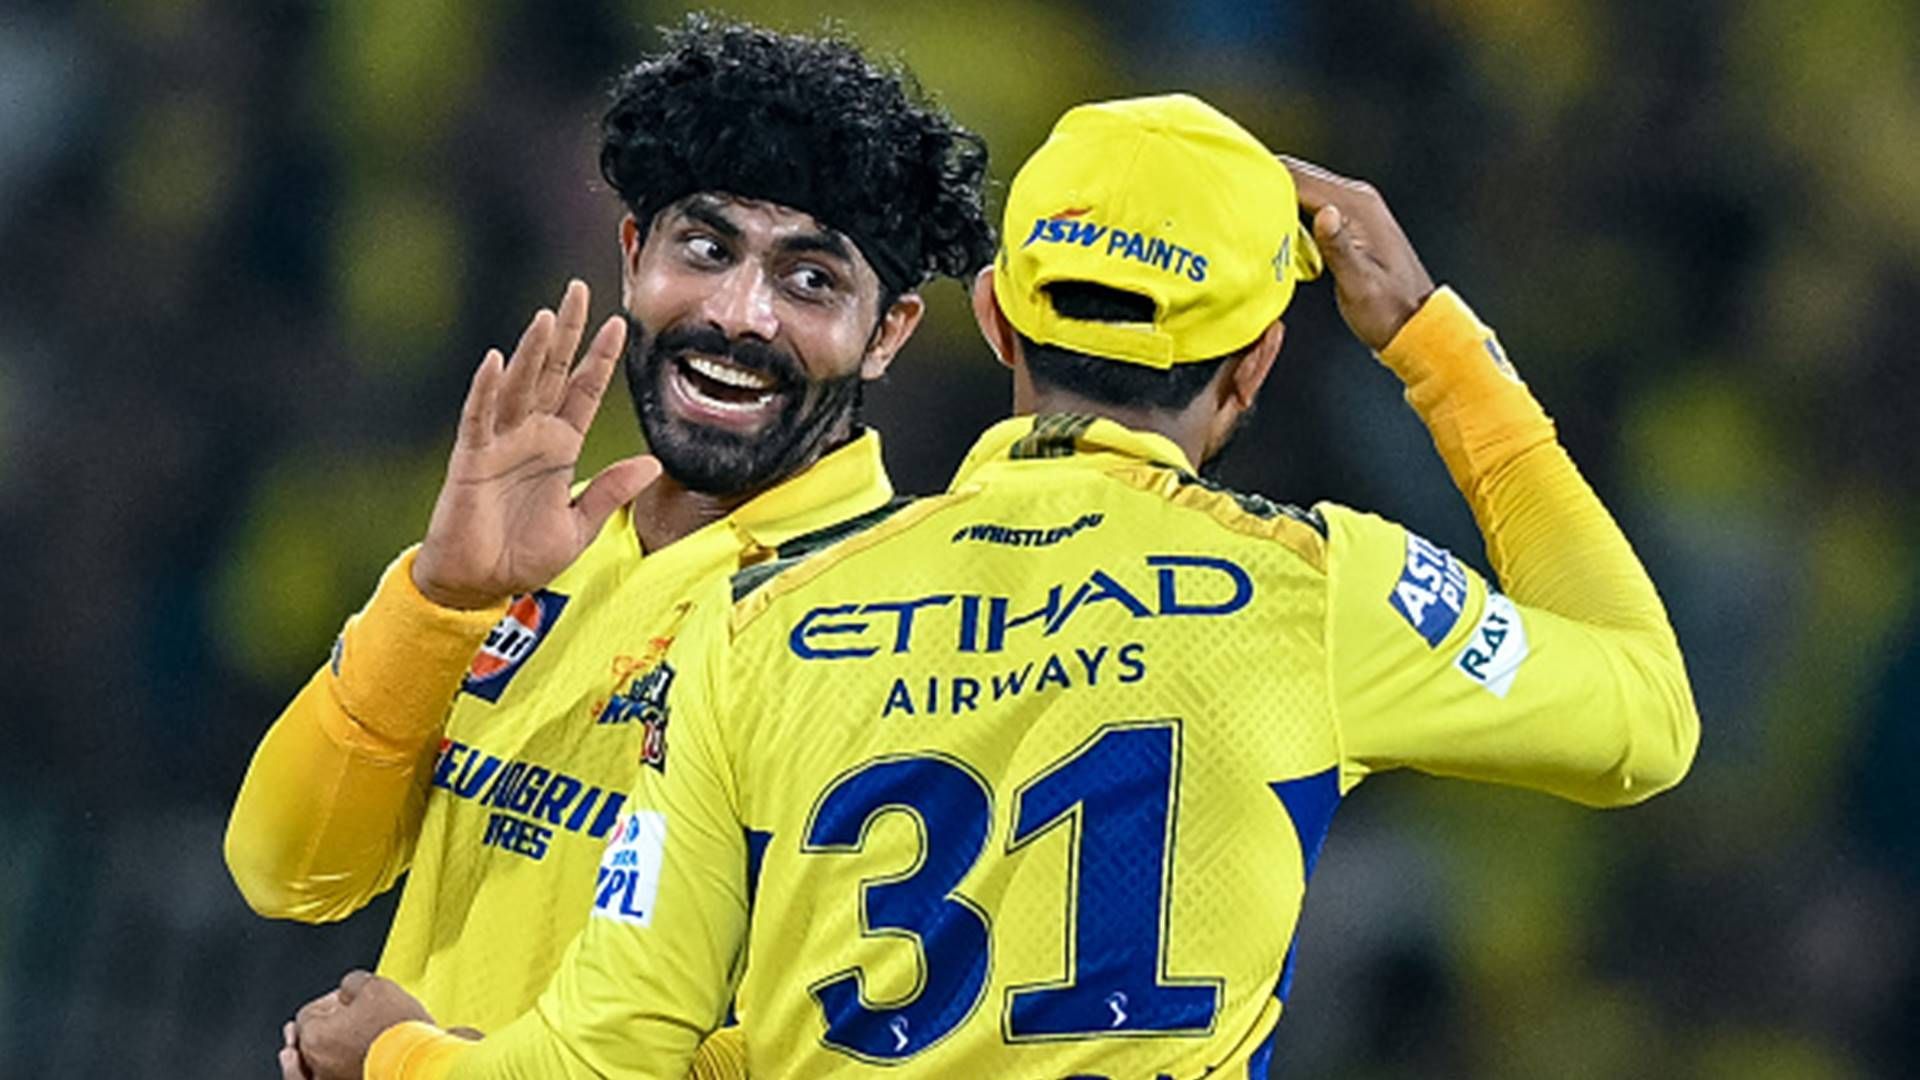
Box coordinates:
[1327,289,1699,807]
[223,548,504,921]
[365,598,750,1080]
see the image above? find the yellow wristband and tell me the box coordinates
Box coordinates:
[326,548,506,753]
[365,1021,474,1080]
[1375,287,1556,493]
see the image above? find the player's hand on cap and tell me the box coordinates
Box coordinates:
[287,969,433,1080]
[412,280,664,610]
[1281,156,1435,352]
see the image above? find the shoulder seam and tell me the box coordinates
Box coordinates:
[729,491,980,634]
[1166,467,1327,536]
[729,496,918,604]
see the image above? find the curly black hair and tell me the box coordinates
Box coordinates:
[599,15,996,295]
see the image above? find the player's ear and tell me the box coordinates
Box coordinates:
[1226,318,1286,411]
[860,292,925,381]
[971,267,1020,371]
[619,214,644,311]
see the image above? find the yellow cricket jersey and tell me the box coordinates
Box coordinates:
[374,289,1699,1078]
[225,432,898,1034]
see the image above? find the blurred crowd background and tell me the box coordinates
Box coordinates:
[3,0,1917,1075]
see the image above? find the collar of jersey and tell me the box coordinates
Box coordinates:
[722,427,894,548]
[951,414,1196,488]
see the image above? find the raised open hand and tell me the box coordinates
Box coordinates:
[411,280,661,610]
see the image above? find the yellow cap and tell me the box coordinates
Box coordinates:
[994,94,1321,369]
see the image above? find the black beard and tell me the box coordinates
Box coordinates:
[623,314,864,497]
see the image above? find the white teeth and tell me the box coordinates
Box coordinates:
[672,364,774,414]
[691,389,771,414]
[685,355,777,390]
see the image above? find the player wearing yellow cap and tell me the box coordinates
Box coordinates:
[297,93,1697,1079]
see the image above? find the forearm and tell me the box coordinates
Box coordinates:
[1375,289,1699,796]
[225,549,504,919]
[1381,288,1673,639]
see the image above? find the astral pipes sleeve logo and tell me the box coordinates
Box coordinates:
[1387,532,1467,648]
[1022,208,1209,282]
[462,590,570,703]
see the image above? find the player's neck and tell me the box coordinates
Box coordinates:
[629,476,745,553]
[1018,385,1213,473]
[627,418,858,553]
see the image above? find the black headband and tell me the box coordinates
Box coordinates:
[614,116,923,296]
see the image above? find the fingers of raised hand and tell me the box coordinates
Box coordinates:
[1312,204,1354,252]
[558,314,629,435]
[535,280,592,413]
[459,349,506,449]
[496,308,556,433]
[572,454,661,541]
[1311,202,1388,284]
[1280,155,1376,210]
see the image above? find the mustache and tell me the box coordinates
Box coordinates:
[639,318,805,390]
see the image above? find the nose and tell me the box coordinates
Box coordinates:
[700,262,780,343]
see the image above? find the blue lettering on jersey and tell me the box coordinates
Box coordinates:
[1386,532,1467,647]
[789,556,1251,660]
[432,738,628,861]
[880,643,1148,719]
[1022,210,1209,282]
[461,590,570,702]
[1455,593,1528,697]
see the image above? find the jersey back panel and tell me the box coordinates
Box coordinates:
[725,457,1337,1078]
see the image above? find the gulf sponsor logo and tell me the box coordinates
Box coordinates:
[1387,531,1467,648]
[462,589,569,702]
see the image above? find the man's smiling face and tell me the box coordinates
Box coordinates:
[619,193,920,497]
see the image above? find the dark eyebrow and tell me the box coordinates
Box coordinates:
[674,195,855,268]
[776,230,854,266]
[677,197,741,240]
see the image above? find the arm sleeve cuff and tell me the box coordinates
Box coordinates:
[366,1022,474,1080]
[691,1026,748,1080]
[1375,286,1556,500]
[329,548,507,751]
